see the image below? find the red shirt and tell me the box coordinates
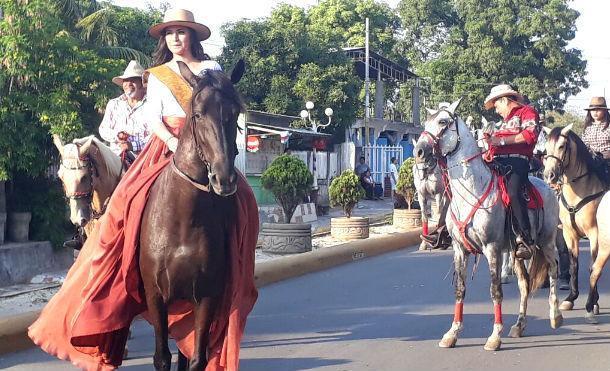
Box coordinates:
[492,105,540,157]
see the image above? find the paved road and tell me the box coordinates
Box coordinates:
[2,242,610,371]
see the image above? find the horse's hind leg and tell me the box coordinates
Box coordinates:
[560,231,580,311]
[510,253,529,337]
[439,249,467,348]
[483,246,503,351]
[542,243,563,329]
[587,231,601,315]
[585,245,609,324]
[189,297,217,371]
[145,291,172,371]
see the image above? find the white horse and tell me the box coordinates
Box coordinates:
[414,99,562,351]
[412,139,445,250]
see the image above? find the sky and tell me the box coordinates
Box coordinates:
[111,0,609,113]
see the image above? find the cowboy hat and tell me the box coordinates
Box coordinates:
[483,84,524,110]
[148,9,211,41]
[112,60,144,86]
[584,96,609,111]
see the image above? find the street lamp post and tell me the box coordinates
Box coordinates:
[300,101,333,191]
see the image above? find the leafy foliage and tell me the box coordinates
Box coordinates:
[219,0,400,136]
[329,170,365,217]
[261,155,313,223]
[397,0,587,121]
[396,157,417,209]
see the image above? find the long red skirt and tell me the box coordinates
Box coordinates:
[29,118,258,370]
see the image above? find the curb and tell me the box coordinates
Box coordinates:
[0,226,421,356]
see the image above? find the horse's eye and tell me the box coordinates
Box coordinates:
[193,112,203,120]
[439,119,447,125]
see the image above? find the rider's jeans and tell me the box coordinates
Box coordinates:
[495,157,530,237]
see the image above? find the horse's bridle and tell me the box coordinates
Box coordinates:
[542,133,588,184]
[421,110,461,160]
[171,83,239,193]
[60,146,95,201]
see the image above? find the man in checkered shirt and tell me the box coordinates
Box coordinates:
[99,60,151,156]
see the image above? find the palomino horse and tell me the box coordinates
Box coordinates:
[543,125,609,323]
[139,61,245,370]
[53,135,123,238]
[414,99,562,351]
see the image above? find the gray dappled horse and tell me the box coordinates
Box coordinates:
[414,99,562,351]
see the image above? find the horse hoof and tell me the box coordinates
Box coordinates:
[551,314,563,329]
[585,312,599,324]
[501,275,510,284]
[559,301,574,311]
[419,242,427,251]
[594,304,600,315]
[438,335,457,348]
[509,325,522,338]
[484,336,501,351]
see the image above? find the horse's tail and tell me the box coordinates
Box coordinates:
[528,247,549,294]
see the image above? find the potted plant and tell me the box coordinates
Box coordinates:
[259,155,313,254]
[394,157,422,230]
[329,170,369,240]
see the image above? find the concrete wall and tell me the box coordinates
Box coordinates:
[0,242,73,286]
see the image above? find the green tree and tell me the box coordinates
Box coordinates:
[219,0,399,136]
[397,0,587,121]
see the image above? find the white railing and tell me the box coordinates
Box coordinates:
[362,144,404,187]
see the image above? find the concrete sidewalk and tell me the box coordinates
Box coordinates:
[0,197,396,317]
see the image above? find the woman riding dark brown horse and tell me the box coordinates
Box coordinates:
[28,9,259,371]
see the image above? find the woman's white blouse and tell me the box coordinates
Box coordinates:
[146,60,223,122]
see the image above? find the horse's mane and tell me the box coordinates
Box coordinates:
[72,136,123,179]
[548,127,610,185]
[197,70,245,112]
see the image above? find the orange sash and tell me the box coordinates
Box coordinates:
[147,65,192,114]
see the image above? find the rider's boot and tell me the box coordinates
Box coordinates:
[514,229,534,260]
[421,196,452,250]
[63,228,84,251]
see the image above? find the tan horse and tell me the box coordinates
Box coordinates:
[53,135,123,238]
[543,124,608,323]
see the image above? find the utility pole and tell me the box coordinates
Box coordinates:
[364,17,370,147]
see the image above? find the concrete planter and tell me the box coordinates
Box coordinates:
[260,222,312,254]
[393,208,422,230]
[331,216,370,240]
[7,212,31,243]
[0,213,6,245]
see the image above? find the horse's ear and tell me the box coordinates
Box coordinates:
[52,134,64,156]
[542,126,552,135]
[230,59,245,84]
[447,97,462,114]
[481,116,489,127]
[77,136,94,156]
[177,61,199,88]
[561,123,574,136]
[426,108,437,116]
[411,138,417,146]
[465,115,473,129]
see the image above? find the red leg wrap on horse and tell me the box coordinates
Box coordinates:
[453,302,464,323]
[423,221,429,236]
[494,303,502,324]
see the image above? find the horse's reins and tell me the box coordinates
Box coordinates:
[545,133,605,234]
[170,78,239,193]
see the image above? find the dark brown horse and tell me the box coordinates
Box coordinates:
[140,61,245,371]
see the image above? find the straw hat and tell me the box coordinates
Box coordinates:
[584,96,609,111]
[148,9,211,41]
[483,84,524,110]
[112,60,144,86]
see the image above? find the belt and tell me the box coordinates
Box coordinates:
[495,154,529,161]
